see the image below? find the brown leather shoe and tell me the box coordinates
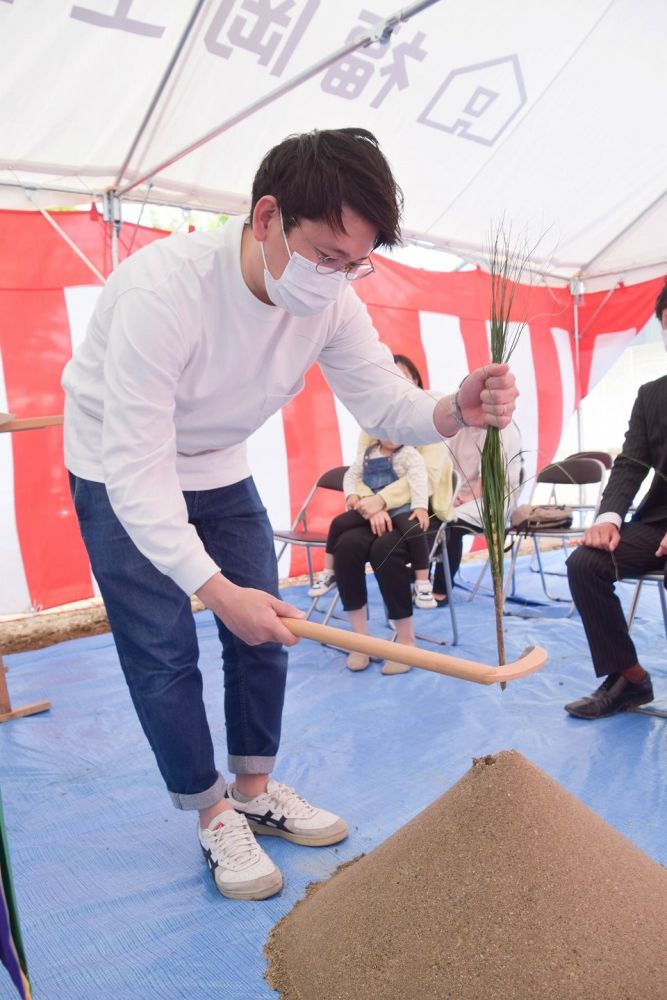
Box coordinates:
[564,672,654,719]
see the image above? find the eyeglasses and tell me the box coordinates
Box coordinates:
[285,219,375,281]
[314,255,375,281]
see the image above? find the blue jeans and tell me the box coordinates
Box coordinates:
[69,473,288,811]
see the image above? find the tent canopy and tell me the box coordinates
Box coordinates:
[2,0,667,289]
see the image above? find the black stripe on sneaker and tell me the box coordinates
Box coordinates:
[244,809,288,831]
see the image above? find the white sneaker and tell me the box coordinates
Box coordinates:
[198,809,283,900]
[226,780,348,847]
[414,580,437,609]
[308,570,337,598]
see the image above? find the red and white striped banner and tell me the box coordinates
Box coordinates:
[0,210,661,613]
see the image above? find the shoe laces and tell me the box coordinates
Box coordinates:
[208,814,260,868]
[264,781,316,819]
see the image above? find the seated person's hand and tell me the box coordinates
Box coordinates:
[656,530,667,559]
[409,507,430,531]
[369,510,393,536]
[356,494,386,518]
[346,493,360,510]
[579,522,620,551]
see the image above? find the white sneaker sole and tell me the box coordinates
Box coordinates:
[414,597,437,609]
[200,845,284,900]
[245,817,349,847]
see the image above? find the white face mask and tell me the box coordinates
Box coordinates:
[260,215,345,316]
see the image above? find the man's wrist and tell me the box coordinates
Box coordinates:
[449,391,468,429]
[595,512,622,530]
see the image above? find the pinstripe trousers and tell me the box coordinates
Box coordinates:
[566,521,666,676]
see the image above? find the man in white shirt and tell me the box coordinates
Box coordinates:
[63,127,518,901]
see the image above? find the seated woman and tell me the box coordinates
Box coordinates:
[310,353,454,674]
[432,420,523,602]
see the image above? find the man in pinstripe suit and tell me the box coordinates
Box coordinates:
[565,361,667,719]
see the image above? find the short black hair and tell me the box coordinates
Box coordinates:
[393,353,424,388]
[251,128,403,249]
[655,279,667,322]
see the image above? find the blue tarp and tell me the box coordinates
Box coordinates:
[0,552,665,1000]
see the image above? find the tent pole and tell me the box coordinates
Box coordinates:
[103,191,122,271]
[580,186,667,276]
[117,0,445,198]
[571,279,583,454]
[24,192,106,283]
[113,0,207,190]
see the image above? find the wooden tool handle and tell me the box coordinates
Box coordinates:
[281,618,546,686]
[0,415,64,433]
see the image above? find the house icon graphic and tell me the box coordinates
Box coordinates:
[418,55,527,146]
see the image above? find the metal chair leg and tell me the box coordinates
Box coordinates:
[659,582,667,640]
[414,549,458,646]
[626,578,644,631]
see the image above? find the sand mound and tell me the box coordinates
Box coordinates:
[266,750,667,1000]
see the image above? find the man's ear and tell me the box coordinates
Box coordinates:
[252,195,279,242]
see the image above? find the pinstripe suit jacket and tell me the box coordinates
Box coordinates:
[598,375,667,527]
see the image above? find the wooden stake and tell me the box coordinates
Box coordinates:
[0,655,51,724]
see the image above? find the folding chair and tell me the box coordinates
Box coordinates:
[273,466,348,589]
[407,469,461,646]
[421,521,459,644]
[625,571,667,640]
[528,449,614,577]
[459,449,526,603]
[505,456,607,604]
[565,450,613,469]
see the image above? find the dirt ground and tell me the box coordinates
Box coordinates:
[0,579,305,655]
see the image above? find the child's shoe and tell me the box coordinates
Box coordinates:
[308,570,337,598]
[414,580,437,609]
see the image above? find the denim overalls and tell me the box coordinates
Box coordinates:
[362,445,411,515]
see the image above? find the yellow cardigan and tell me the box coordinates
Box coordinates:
[353,432,454,522]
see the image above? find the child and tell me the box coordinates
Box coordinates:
[309,438,437,609]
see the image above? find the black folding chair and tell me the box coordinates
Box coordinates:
[505,456,607,605]
[273,466,348,589]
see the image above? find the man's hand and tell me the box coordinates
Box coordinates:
[356,494,386,518]
[369,510,393,536]
[578,522,621,551]
[346,493,360,510]
[458,363,519,428]
[196,573,304,646]
[409,507,430,531]
[656,531,667,558]
[434,363,519,437]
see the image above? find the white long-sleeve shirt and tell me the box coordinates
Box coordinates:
[62,215,441,595]
[343,444,429,510]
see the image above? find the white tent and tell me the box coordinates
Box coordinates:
[2,0,667,289]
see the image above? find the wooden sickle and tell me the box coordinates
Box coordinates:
[282,618,546,686]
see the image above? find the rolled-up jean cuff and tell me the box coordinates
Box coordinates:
[169,772,226,811]
[228,754,276,775]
